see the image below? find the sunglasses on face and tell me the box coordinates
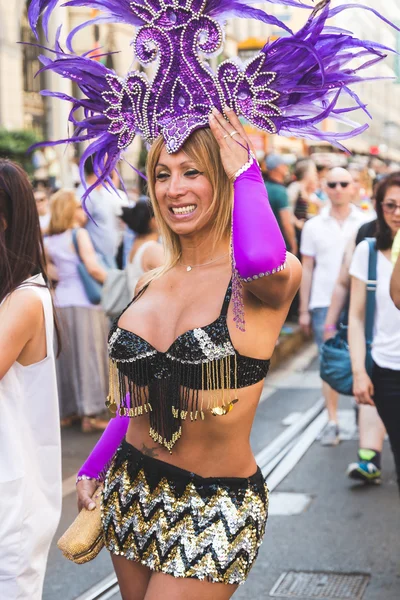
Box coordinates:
[382,202,400,214]
[327,181,350,189]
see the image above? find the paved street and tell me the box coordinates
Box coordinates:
[43,345,400,600]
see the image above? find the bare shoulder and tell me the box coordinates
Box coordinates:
[0,288,46,378]
[0,288,43,330]
[144,240,163,257]
[1,287,43,314]
[134,275,148,296]
[143,242,164,270]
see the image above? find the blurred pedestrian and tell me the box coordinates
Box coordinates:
[348,164,375,216]
[288,159,320,250]
[349,173,400,490]
[120,183,141,268]
[77,159,128,268]
[300,167,368,446]
[324,221,385,485]
[264,154,298,255]
[34,186,51,234]
[45,147,61,190]
[45,189,110,432]
[70,155,81,189]
[316,164,329,202]
[32,147,49,187]
[110,169,131,269]
[0,159,62,599]
[121,200,164,296]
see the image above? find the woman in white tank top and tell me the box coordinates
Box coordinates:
[122,199,164,295]
[0,160,62,600]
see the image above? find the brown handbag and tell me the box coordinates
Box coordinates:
[57,486,104,564]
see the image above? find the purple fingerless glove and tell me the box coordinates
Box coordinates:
[77,412,129,482]
[232,156,287,281]
[230,154,287,331]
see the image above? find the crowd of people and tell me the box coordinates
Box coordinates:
[264,151,400,488]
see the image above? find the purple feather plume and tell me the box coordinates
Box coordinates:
[267,4,397,145]
[29,0,313,41]
[219,2,398,148]
[206,0,313,18]
[27,0,400,191]
[28,0,60,38]
[30,40,133,202]
[29,0,147,39]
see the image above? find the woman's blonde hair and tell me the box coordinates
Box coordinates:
[146,128,233,282]
[48,189,79,236]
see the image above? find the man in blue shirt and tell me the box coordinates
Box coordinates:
[264,154,297,255]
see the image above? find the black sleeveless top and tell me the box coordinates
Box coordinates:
[107,280,270,452]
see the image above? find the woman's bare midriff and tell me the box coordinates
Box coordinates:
[125,380,264,478]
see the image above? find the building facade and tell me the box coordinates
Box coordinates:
[0,1,140,186]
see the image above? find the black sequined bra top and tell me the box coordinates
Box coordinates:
[107,279,270,452]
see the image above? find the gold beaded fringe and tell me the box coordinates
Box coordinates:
[106,353,239,452]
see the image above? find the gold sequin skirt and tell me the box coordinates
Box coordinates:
[101,440,269,585]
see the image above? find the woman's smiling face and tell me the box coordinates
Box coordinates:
[154,146,214,237]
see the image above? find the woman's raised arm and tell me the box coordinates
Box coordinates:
[209,107,301,309]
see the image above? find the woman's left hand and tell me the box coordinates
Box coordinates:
[353,371,375,406]
[208,106,256,181]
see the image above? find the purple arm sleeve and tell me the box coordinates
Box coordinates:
[77,413,129,481]
[232,157,287,281]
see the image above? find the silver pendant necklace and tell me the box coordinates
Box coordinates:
[180,252,229,272]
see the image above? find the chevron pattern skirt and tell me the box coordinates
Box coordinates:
[101,440,269,585]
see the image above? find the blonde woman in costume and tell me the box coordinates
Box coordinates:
[28,1,398,597]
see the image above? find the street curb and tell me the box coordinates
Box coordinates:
[270,324,307,371]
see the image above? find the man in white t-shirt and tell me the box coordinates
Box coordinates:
[300,167,368,446]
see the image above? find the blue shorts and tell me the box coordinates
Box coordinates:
[311,307,329,351]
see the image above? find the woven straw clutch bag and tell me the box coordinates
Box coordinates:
[57,486,104,564]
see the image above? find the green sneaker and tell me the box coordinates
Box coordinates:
[347,450,382,484]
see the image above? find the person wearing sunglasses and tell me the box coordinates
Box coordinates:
[349,172,400,491]
[323,223,386,486]
[300,167,369,446]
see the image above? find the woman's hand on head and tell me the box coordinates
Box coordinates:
[353,371,375,406]
[76,479,100,512]
[208,107,256,181]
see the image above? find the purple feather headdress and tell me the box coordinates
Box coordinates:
[28,0,399,192]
